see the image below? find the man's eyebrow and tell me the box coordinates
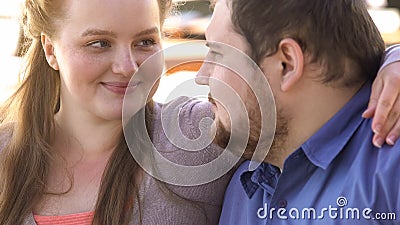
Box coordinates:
[205,41,221,49]
[81,27,159,38]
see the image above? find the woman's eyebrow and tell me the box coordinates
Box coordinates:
[81,29,117,38]
[81,27,159,38]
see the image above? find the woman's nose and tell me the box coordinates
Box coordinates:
[112,48,139,77]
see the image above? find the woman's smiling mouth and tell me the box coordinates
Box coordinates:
[101,81,140,95]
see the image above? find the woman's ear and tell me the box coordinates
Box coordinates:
[277,38,304,92]
[41,34,59,71]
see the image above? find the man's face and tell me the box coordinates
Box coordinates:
[196,0,263,157]
[196,0,288,160]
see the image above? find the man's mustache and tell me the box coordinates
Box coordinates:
[208,93,217,105]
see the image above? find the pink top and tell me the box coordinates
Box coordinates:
[33,211,94,225]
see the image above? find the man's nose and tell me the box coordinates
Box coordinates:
[112,48,139,77]
[195,61,211,85]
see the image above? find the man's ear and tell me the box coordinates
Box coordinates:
[277,38,304,92]
[41,34,59,71]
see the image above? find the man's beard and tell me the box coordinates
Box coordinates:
[213,106,289,162]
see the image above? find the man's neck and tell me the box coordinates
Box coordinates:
[266,81,363,169]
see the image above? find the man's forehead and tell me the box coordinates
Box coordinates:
[206,0,231,41]
[205,0,246,50]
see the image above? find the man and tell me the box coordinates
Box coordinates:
[196,0,400,224]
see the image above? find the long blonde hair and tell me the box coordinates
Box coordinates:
[0,0,171,224]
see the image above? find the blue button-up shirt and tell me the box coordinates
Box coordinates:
[219,83,400,225]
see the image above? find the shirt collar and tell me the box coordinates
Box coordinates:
[301,82,371,169]
[240,161,281,198]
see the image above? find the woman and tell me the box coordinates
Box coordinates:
[0,0,400,224]
[0,0,224,224]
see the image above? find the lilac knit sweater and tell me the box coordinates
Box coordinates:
[16,97,232,225]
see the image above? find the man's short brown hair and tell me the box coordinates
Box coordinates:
[230,0,385,87]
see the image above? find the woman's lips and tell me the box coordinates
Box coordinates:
[101,81,140,95]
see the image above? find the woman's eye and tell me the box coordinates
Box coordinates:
[87,40,111,48]
[137,39,156,47]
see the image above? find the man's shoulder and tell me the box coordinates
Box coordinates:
[373,140,400,173]
[344,119,400,199]
[353,118,400,160]
[347,118,400,171]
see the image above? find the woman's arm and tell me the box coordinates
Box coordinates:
[364,45,400,147]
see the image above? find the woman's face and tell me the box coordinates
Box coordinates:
[44,0,163,122]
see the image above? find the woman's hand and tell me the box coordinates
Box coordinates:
[363,62,400,147]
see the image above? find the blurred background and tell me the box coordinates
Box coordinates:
[1,0,400,103]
